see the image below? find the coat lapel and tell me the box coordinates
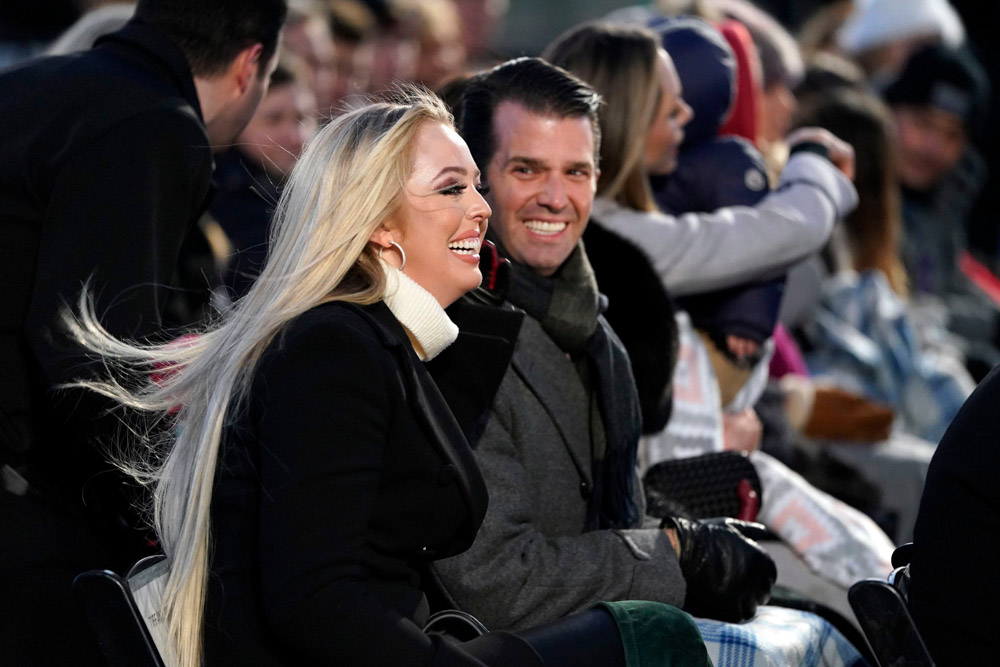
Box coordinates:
[349,302,490,539]
[427,299,524,447]
[510,316,594,487]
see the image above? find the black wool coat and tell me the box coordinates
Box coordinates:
[910,364,1000,665]
[206,301,542,666]
[0,18,214,493]
[0,20,216,664]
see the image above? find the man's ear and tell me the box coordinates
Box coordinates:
[233,43,265,94]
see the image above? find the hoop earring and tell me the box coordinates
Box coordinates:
[378,240,406,271]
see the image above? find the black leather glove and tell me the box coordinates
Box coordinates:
[662,515,777,623]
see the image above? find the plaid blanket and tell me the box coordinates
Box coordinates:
[694,606,869,666]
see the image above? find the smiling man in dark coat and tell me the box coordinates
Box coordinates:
[428,57,777,634]
[0,0,287,662]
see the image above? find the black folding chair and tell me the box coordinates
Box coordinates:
[73,555,168,667]
[848,543,935,667]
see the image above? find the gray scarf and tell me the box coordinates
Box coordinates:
[504,242,642,530]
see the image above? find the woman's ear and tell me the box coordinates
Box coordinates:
[369,222,394,248]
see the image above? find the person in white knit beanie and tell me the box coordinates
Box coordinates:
[836,0,965,86]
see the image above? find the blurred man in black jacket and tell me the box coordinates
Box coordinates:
[0,0,286,662]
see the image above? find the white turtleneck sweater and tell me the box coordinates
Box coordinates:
[381,261,458,361]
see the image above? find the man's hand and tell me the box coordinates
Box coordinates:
[786,126,856,180]
[663,516,776,623]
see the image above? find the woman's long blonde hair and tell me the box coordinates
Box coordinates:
[543,22,663,212]
[64,89,453,667]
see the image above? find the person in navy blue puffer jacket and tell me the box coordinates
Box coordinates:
[651,16,784,368]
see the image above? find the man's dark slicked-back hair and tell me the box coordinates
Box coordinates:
[458,57,602,174]
[135,0,287,78]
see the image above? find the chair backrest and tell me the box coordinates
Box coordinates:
[848,543,935,667]
[72,568,166,667]
[128,554,172,663]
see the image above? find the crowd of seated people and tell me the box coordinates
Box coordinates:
[1,0,997,665]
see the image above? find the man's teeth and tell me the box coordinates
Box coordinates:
[524,220,567,235]
[448,238,481,254]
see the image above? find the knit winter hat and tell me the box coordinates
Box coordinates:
[651,16,736,147]
[837,0,965,55]
[883,44,990,138]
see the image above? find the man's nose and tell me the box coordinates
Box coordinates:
[537,173,567,210]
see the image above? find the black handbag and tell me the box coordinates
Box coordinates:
[643,451,763,521]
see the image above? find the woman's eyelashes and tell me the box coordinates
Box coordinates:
[439,183,467,196]
[438,182,490,197]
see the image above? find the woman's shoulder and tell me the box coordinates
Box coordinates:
[244,302,408,417]
[260,301,401,372]
[286,300,404,341]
